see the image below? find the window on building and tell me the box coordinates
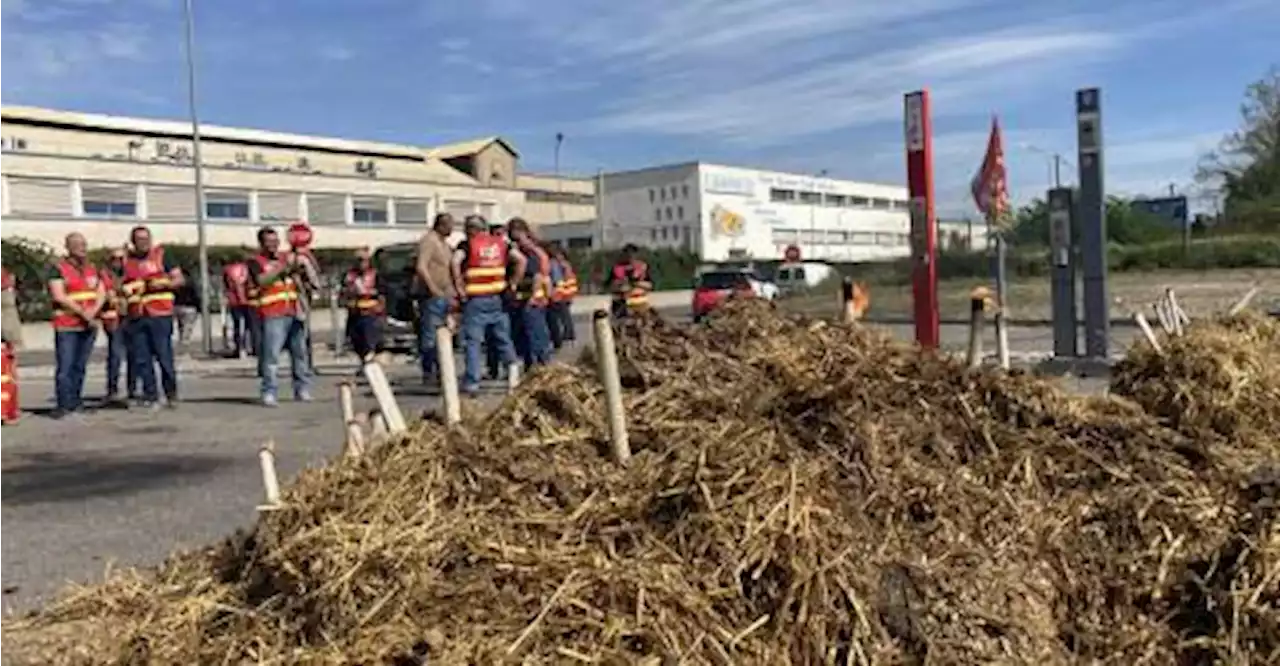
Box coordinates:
[669,186,678,199]
[649,189,656,203]
[682,184,689,198]
[394,198,429,226]
[660,227,668,241]
[872,198,892,210]
[660,188,667,201]
[825,194,846,207]
[850,232,875,245]
[654,209,662,221]
[81,182,137,217]
[205,190,250,220]
[353,197,389,224]
[849,196,870,207]
[893,199,910,210]
[650,228,658,241]
[799,191,822,204]
[677,205,684,219]
[665,206,673,220]
[875,232,897,246]
[770,188,796,202]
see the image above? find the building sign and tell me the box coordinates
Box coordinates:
[757,173,835,192]
[704,172,756,196]
[711,205,746,237]
[905,93,925,151]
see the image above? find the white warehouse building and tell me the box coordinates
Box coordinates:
[570,162,912,263]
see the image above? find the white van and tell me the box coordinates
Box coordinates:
[775,261,833,295]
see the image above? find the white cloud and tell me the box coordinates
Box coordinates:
[319,45,356,62]
[439,37,471,51]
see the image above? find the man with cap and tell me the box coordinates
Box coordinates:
[451,215,521,396]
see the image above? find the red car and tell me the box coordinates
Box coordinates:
[692,270,774,321]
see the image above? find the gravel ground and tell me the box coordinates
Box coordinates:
[1,312,1122,616]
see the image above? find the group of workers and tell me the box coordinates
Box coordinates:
[12,213,653,421]
[32,223,320,418]
[404,212,652,397]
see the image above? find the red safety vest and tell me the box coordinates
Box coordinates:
[1,268,14,293]
[463,234,508,297]
[344,267,382,315]
[123,247,176,318]
[223,262,250,308]
[611,260,651,310]
[253,253,300,319]
[50,258,103,331]
[552,259,579,303]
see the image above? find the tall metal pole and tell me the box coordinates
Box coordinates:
[554,132,564,225]
[595,167,605,251]
[183,0,212,355]
[1075,88,1109,358]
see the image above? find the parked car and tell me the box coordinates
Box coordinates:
[371,242,421,351]
[692,269,779,322]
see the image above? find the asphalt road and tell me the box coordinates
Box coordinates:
[1,312,1124,615]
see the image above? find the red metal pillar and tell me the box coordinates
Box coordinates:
[904,90,939,349]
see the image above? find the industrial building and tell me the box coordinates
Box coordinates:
[539,162,912,263]
[0,106,596,249]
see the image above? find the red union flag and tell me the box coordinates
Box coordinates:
[970,116,1010,225]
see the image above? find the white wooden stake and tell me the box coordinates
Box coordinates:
[1153,300,1175,335]
[507,362,521,393]
[345,421,366,458]
[435,325,461,426]
[1134,312,1164,356]
[1227,285,1260,316]
[339,381,355,426]
[257,441,282,510]
[1167,289,1190,328]
[370,409,389,445]
[593,310,631,465]
[362,360,407,433]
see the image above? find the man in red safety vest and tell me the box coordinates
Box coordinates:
[47,232,107,417]
[222,255,253,357]
[247,226,313,407]
[123,225,185,409]
[342,246,385,362]
[606,243,654,319]
[451,215,522,397]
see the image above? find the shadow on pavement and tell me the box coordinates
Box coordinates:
[1,450,233,506]
[180,395,266,406]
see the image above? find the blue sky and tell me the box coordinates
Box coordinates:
[3,0,1277,216]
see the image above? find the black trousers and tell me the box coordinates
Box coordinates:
[346,312,383,359]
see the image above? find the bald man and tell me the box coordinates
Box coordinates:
[47,232,107,417]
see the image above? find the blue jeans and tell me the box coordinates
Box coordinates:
[511,304,552,367]
[229,305,252,355]
[461,295,516,392]
[416,297,450,378]
[54,327,97,411]
[259,315,313,398]
[105,323,137,397]
[132,316,177,402]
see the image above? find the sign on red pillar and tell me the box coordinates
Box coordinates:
[904,90,939,349]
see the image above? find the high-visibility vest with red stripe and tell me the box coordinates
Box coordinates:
[463,234,508,297]
[50,259,103,331]
[611,260,651,310]
[344,268,382,315]
[552,260,579,302]
[122,247,176,318]
[253,254,300,318]
[223,262,250,307]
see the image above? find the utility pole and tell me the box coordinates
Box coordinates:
[1053,154,1062,188]
[595,167,605,251]
[554,132,564,225]
[182,0,212,355]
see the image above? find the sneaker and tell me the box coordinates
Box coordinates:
[164,397,179,410]
[138,400,160,411]
[261,394,279,408]
[295,391,314,403]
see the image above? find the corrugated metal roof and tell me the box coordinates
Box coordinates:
[1,105,427,159]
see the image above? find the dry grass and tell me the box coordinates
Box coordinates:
[4,301,1278,665]
[781,268,1280,322]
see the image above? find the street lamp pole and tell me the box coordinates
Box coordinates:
[1019,143,1069,189]
[182,0,212,355]
[554,132,564,225]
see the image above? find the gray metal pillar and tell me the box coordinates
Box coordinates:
[1048,187,1077,357]
[1075,88,1109,358]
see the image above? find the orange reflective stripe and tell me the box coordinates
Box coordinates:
[257,291,299,306]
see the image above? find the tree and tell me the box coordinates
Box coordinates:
[1007,196,1176,247]
[1197,66,1280,230]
